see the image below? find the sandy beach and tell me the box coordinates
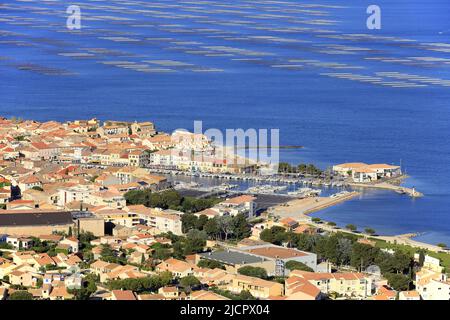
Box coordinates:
[270,192,444,252]
[271,191,360,220]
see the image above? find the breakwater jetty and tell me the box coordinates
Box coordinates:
[349,182,424,198]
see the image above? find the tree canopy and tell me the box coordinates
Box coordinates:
[285,260,314,272]
[237,266,268,279]
[107,272,172,293]
[124,189,221,213]
[8,291,33,300]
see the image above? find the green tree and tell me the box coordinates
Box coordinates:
[217,216,234,241]
[239,290,256,300]
[327,221,337,227]
[278,162,293,173]
[181,213,198,234]
[197,259,225,270]
[237,266,268,279]
[285,260,313,272]
[8,291,33,300]
[149,189,182,209]
[179,275,201,291]
[336,237,353,266]
[184,229,207,254]
[350,243,380,271]
[385,273,411,291]
[79,231,96,243]
[204,218,220,239]
[124,189,150,205]
[196,215,209,230]
[418,250,426,267]
[295,233,318,252]
[316,234,353,266]
[231,213,251,240]
[391,251,413,274]
[259,226,286,245]
[69,288,92,300]
[100,244,125,264]
[107,274,171,293]
[364,228,376,236]
[36,278,43,288]
[181,197,221,213]
[345,224,357,232]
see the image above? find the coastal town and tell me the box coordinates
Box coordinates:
[0,116,448,301]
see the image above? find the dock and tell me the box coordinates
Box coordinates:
[146,167,347,187]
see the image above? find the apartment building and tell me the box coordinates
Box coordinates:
[289,270,372,298]
[240,244,318,275]
[125,205,183,235]
[227,274,284,299]
[93,208,139,229]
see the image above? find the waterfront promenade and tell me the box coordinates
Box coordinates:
[271,191,360,220]
[270,193,443,253]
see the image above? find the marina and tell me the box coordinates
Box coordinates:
[1,0,449,246]
[148,167,422,200]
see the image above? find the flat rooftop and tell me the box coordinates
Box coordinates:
[0,211,73,227]
[244,246,308,259]
[199,250,267,265]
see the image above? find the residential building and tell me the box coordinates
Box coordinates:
[240,244,318,275]
[333,162,401,183]
[155,258,194,278]
[6,235,33,250]
[289,270,372,298]
[227,274,284,299]
[399,290,420,300]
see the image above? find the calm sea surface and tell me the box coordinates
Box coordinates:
[0,0,449,244]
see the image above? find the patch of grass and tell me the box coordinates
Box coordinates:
[369,237,450,270]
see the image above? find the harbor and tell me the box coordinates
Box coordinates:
[148,167,423,199]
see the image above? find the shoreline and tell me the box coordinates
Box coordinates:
[349,180,424,198]
[270,192,444,252]
[271,191,360,219]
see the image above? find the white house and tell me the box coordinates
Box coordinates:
[215,195,257,219]
[333,162,401,183]
[6,235,33,249]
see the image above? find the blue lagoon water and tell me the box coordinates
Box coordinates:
[0,0,449,244]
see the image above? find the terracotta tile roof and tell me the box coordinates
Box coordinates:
[156,258,193,273]
[366,164,400,169]
[280,217,298,227]
[246,246,307,259]
[50,286,73,299]
[290,270,366,281]
[190,290,230,300]
[222,195,256,204]
[112,290,136,300]
[286,276,321,299]
[400,290,420,298]
[334,162,368,168]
